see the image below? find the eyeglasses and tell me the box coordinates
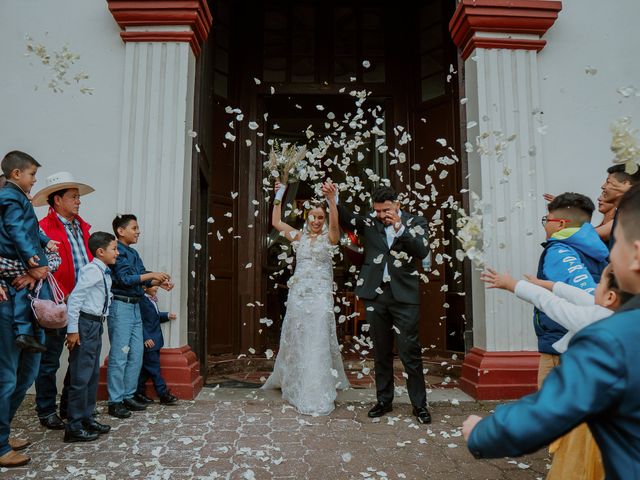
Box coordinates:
[541,215,569,227]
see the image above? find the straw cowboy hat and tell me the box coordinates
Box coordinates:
[31,171,95,207]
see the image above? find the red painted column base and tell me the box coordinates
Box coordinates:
[98,345,204,401]
[460,347,540,400]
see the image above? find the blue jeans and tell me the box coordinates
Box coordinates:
[0,298,43,456]
[107,300,143,404]
[8,283,37,337]
[35,327,70,418]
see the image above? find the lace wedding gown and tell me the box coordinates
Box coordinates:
[263,232,349,415]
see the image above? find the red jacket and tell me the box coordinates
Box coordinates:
[39,207,93,297]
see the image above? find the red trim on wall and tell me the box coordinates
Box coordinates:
[449,0,562,60]
[98,345,204,401]
[107,0,212,56]
[460,347,540,400]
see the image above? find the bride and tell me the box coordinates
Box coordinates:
[262,181,350,415]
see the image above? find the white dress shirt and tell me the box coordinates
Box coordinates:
[66,258,112,334]
[384,214,405,279]
[383,211,431,275]
[514,280,613,353]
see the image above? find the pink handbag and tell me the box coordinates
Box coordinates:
[30,273,67,329]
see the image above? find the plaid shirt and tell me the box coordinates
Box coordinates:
[57,214,90,279]
[0,249,62,289]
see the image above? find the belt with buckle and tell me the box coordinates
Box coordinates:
[79,311,106,322]
[113,295,141,304]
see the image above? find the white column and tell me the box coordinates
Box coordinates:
[116,30,196,347]
[465,43,547,352]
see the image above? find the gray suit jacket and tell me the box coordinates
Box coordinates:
[338,205,429,304]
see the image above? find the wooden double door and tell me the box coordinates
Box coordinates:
[190,0,469,363]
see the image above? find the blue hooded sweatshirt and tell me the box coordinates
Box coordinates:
[534,223,609,354]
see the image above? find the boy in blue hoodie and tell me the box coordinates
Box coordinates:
[535,192,608,386]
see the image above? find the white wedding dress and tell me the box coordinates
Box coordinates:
[263,232,350,415]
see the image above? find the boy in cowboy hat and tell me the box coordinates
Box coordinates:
[31,171,95,430]
[0,151,58,353]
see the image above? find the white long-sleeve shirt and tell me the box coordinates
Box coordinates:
[66,258,112,334]
[514,280,613,353]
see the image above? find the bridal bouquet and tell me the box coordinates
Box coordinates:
[610,117,640,174]
[454,192,486,267]
[265,142,308,184]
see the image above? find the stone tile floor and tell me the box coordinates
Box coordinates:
[210,371,457,390]
[4,389,550,480]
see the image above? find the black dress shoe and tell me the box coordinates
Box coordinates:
[413,406,432,424]
[39,413,65,430]
[15,335,47,353]
[159,392,178,405]
[123,397,147,411]
[367,402,393,418]
[64,428,99,443]
[108,403,132,419]
[82,419,111,434]
[133,393,153,405]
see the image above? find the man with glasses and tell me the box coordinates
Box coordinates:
[534,193,608,386]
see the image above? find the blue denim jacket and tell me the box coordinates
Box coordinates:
[110,241,152,298]
[0,182,49,269]
[468,295,640,480]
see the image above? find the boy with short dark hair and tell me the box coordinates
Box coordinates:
[64,232,119,443]
[107,214,172,419]
[535,192,609,385]
[133,284,178,406]
[0,150,57,352]
[463,185,640,479]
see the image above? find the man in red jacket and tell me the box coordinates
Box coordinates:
[31,172,94,430]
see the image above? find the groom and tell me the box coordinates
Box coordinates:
[322,182,431,424]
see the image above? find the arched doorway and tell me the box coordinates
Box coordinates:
[190,0,469,371]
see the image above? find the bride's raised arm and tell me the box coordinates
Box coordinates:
[272,181,301,242]
[324,182,341,245]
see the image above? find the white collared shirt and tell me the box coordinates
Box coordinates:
[384,212,405,278]
[66,258,112,333]
[383,211,431,275]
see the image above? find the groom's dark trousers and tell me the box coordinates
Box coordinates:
[365,284,426,407]
[338,204,428,409]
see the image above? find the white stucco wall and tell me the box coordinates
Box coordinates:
[463,0,640,352]
[539,0,640,215]
[0,0,125,232]
[0,0,126,387]
[2,1,199,394]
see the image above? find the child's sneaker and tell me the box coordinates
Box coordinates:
[159,392,178,405]
[133,393,153,405]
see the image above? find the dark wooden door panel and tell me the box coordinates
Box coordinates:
[207,278,234,353]
[206,98,238,355]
